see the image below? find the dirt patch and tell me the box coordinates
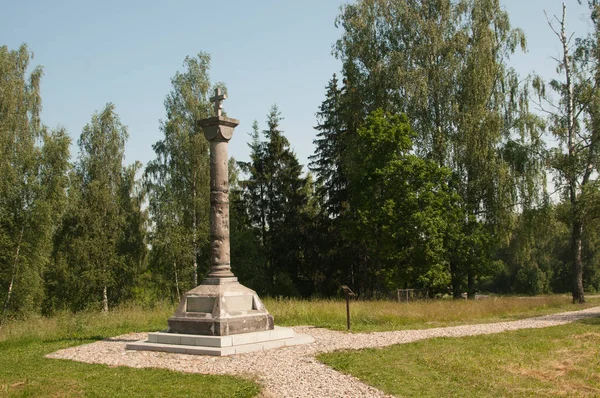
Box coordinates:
[573,332,600,340]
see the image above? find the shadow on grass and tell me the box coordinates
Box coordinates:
[577,316,600,326]
[43,335,105,344]
[0,336,104,347]
[104,337,143,342]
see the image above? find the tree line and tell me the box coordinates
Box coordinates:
[2,0,600,323]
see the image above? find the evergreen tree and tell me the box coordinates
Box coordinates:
[229,156,269,292]
[309,74,348,217]
[308,74,370,296]
[238,106,312,296]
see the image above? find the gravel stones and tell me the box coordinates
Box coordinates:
[46,306,600,398]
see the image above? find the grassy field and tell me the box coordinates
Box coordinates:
[319,316,600,397]
[264,295,600,332]
[0,303,259,397]
[0,295,598,397]
[2,295,597,342]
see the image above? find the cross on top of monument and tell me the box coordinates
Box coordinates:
[210,88,227,117]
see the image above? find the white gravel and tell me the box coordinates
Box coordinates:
[46,306,600,398]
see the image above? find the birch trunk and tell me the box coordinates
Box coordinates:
[571,219,586,303]
[559,4,585,303]
[174,262,181,301]
[103,285,109,313]
[192,171,198,286]
[1,226,25,328]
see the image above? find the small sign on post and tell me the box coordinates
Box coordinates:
[340,285,355,331]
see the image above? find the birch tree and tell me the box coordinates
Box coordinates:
[535,3,600,302]
[332,0,545,297]
[0,45,70,324]
[145,53,221,296]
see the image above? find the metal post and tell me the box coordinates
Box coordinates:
[346,295,351,330]
[341,285,355,331]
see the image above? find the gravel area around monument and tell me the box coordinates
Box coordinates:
[46,306,600,398]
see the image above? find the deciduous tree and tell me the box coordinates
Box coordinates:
[0,45,70,324]
[534,3,600,302]
[145,53,222,298]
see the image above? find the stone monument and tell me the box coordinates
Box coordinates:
[127,89,313,355]
[167,88,274,336]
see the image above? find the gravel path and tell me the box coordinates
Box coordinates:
[46,306,600,398]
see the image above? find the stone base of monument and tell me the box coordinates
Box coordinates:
[125,278,314,356]
[125,326,314,356]
[166,278,274,336]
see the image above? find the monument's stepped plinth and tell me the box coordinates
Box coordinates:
[167,279,274,336]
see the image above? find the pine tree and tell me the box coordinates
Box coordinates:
[238,106,311,295]
[308,74,366,296]
[309,74,348,217]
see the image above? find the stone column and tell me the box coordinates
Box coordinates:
[166,89,273,336]
[199,117,239,281]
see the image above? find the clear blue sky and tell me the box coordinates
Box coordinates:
[1,0,594,171]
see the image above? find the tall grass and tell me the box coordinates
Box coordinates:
[0,302,175,343]
[264,295,600,332]
[1,295,597,342]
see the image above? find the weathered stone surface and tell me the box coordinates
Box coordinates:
[186,297,215,313]
[168,281,274,336]
[198,113,238,279]
[164,89,275,338]
[168,314,274,336]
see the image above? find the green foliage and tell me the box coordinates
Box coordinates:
[309,73,348,218]
[48,104,146,313]
[307,74,360,296]
[333,0,546,298]
[345,109,457,295]
[3,0,600,324]
[145,53,219,299]
[0,45,71,322]
[491,206,569,296]
[229,156,270,291]
[237,106,313,296]
[533,3,600,302]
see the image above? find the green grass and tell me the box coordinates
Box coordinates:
[0,302,175,343]
[3,296,596,341]
[264,295,600,332]
[0,303,260,397]
[1,295,598,397]
[318,317,600,397]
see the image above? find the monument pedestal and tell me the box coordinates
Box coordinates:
[167,278,274,336]
[126,278,315,356]
[126,326,314,356]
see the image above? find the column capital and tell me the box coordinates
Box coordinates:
[197,116,240,142]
